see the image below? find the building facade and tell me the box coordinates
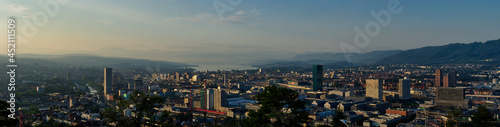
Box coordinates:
[312,65,323,91]
[104,68,112,96]
[366,79,383,101]
[399,77,411,99]
[435,69,442,87]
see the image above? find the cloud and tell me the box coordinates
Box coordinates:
[165,13,214,23]
[165,8,261,25]
[95,20,115,25]
[250,8,260,15]
[1,4,32,18]
[234,10,245,15]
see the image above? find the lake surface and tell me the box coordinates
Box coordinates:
[192,64,258,71]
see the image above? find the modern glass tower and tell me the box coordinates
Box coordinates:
[104,68,112,95]
[312,65,323,91]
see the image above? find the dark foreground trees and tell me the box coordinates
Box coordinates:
[102,91,174,126]
[471,105,494,127]
[331,110,347,127]
[0,100,18,127]
[242,85,310,127]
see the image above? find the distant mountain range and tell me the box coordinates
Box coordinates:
[2,38,499,69]
[376,38,500,65]
[0,54,195,69]
[256,38,500,68]
[253,50,403,68]
[289,50,403,65]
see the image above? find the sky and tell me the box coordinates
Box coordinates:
[1,0,500,65]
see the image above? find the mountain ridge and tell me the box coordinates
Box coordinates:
[375,38,500,65]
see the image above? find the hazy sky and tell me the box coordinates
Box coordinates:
[1,0,500,64]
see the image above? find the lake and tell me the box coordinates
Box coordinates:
[192,64,258,71]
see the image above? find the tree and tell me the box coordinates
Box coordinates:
[331,110,347,127]
[471,105,494,127]
[102,91,165,126]
[445,107,462,127]
[0,100,17,127]
[243,85,310,127]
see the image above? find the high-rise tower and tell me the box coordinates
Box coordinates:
[366,79,383,101]
[435,69,442,87]
[312,65,323,91]
[104,68,112,96]
[399,77,411,99]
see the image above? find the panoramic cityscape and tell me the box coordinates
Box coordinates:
[2,0,500,127]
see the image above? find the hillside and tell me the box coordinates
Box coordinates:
[0,54,195,69]
[376,38,500,65]
[287,50,402,65]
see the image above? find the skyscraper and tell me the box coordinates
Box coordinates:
[449,71,456,87]
[435,69,442,87]
[214,89,228,111]
[312,65,323,91]
[199,89,207,109]
[175,72,180,81]
[104,68,112,96]
[128,82,134,90]
[134,79,143,92]
[366,79,383,101]
[443,75,449,87]
[207,89,214,110]
[443,71,457,87]
[399,77,411,99]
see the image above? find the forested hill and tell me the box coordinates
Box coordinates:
[376,38,500,65]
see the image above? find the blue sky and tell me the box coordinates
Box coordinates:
[1,0,500,64]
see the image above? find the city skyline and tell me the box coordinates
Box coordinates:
[3,1,500,126]
[1,0,500,65]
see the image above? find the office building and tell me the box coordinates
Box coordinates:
[366,79,383,101]
[435,69,442,87]
[449,71,456,87]
[37,86,45,93]
[175,72,180,81]
[443,75,449,87]
[312,65,323,91]
[128,82,134,90]
[442,71,457,87]
[104,68,112,96]
[399,77,411,99]
[192,75,198,82]
[199,89,207,109]
[436,87,469,108]
[207,89,214,110]
[214,89,228,111]
[134,79,143,92]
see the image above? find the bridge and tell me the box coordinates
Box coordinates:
[466,94,500,98]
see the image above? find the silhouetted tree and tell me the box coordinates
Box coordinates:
[471,105,494,127]
[102,91,164,126]
[243,85,310,127]
[0,100,18,127]
[331,109,347,127]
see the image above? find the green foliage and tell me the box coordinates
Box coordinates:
[331,110,347,127]
[34,118,72,127]
[471,105,494,127]
[242,85,310,127]
[0,100,18,127]
[102,91,165,126]
[174,112,194,125]
[45,84,72,94]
